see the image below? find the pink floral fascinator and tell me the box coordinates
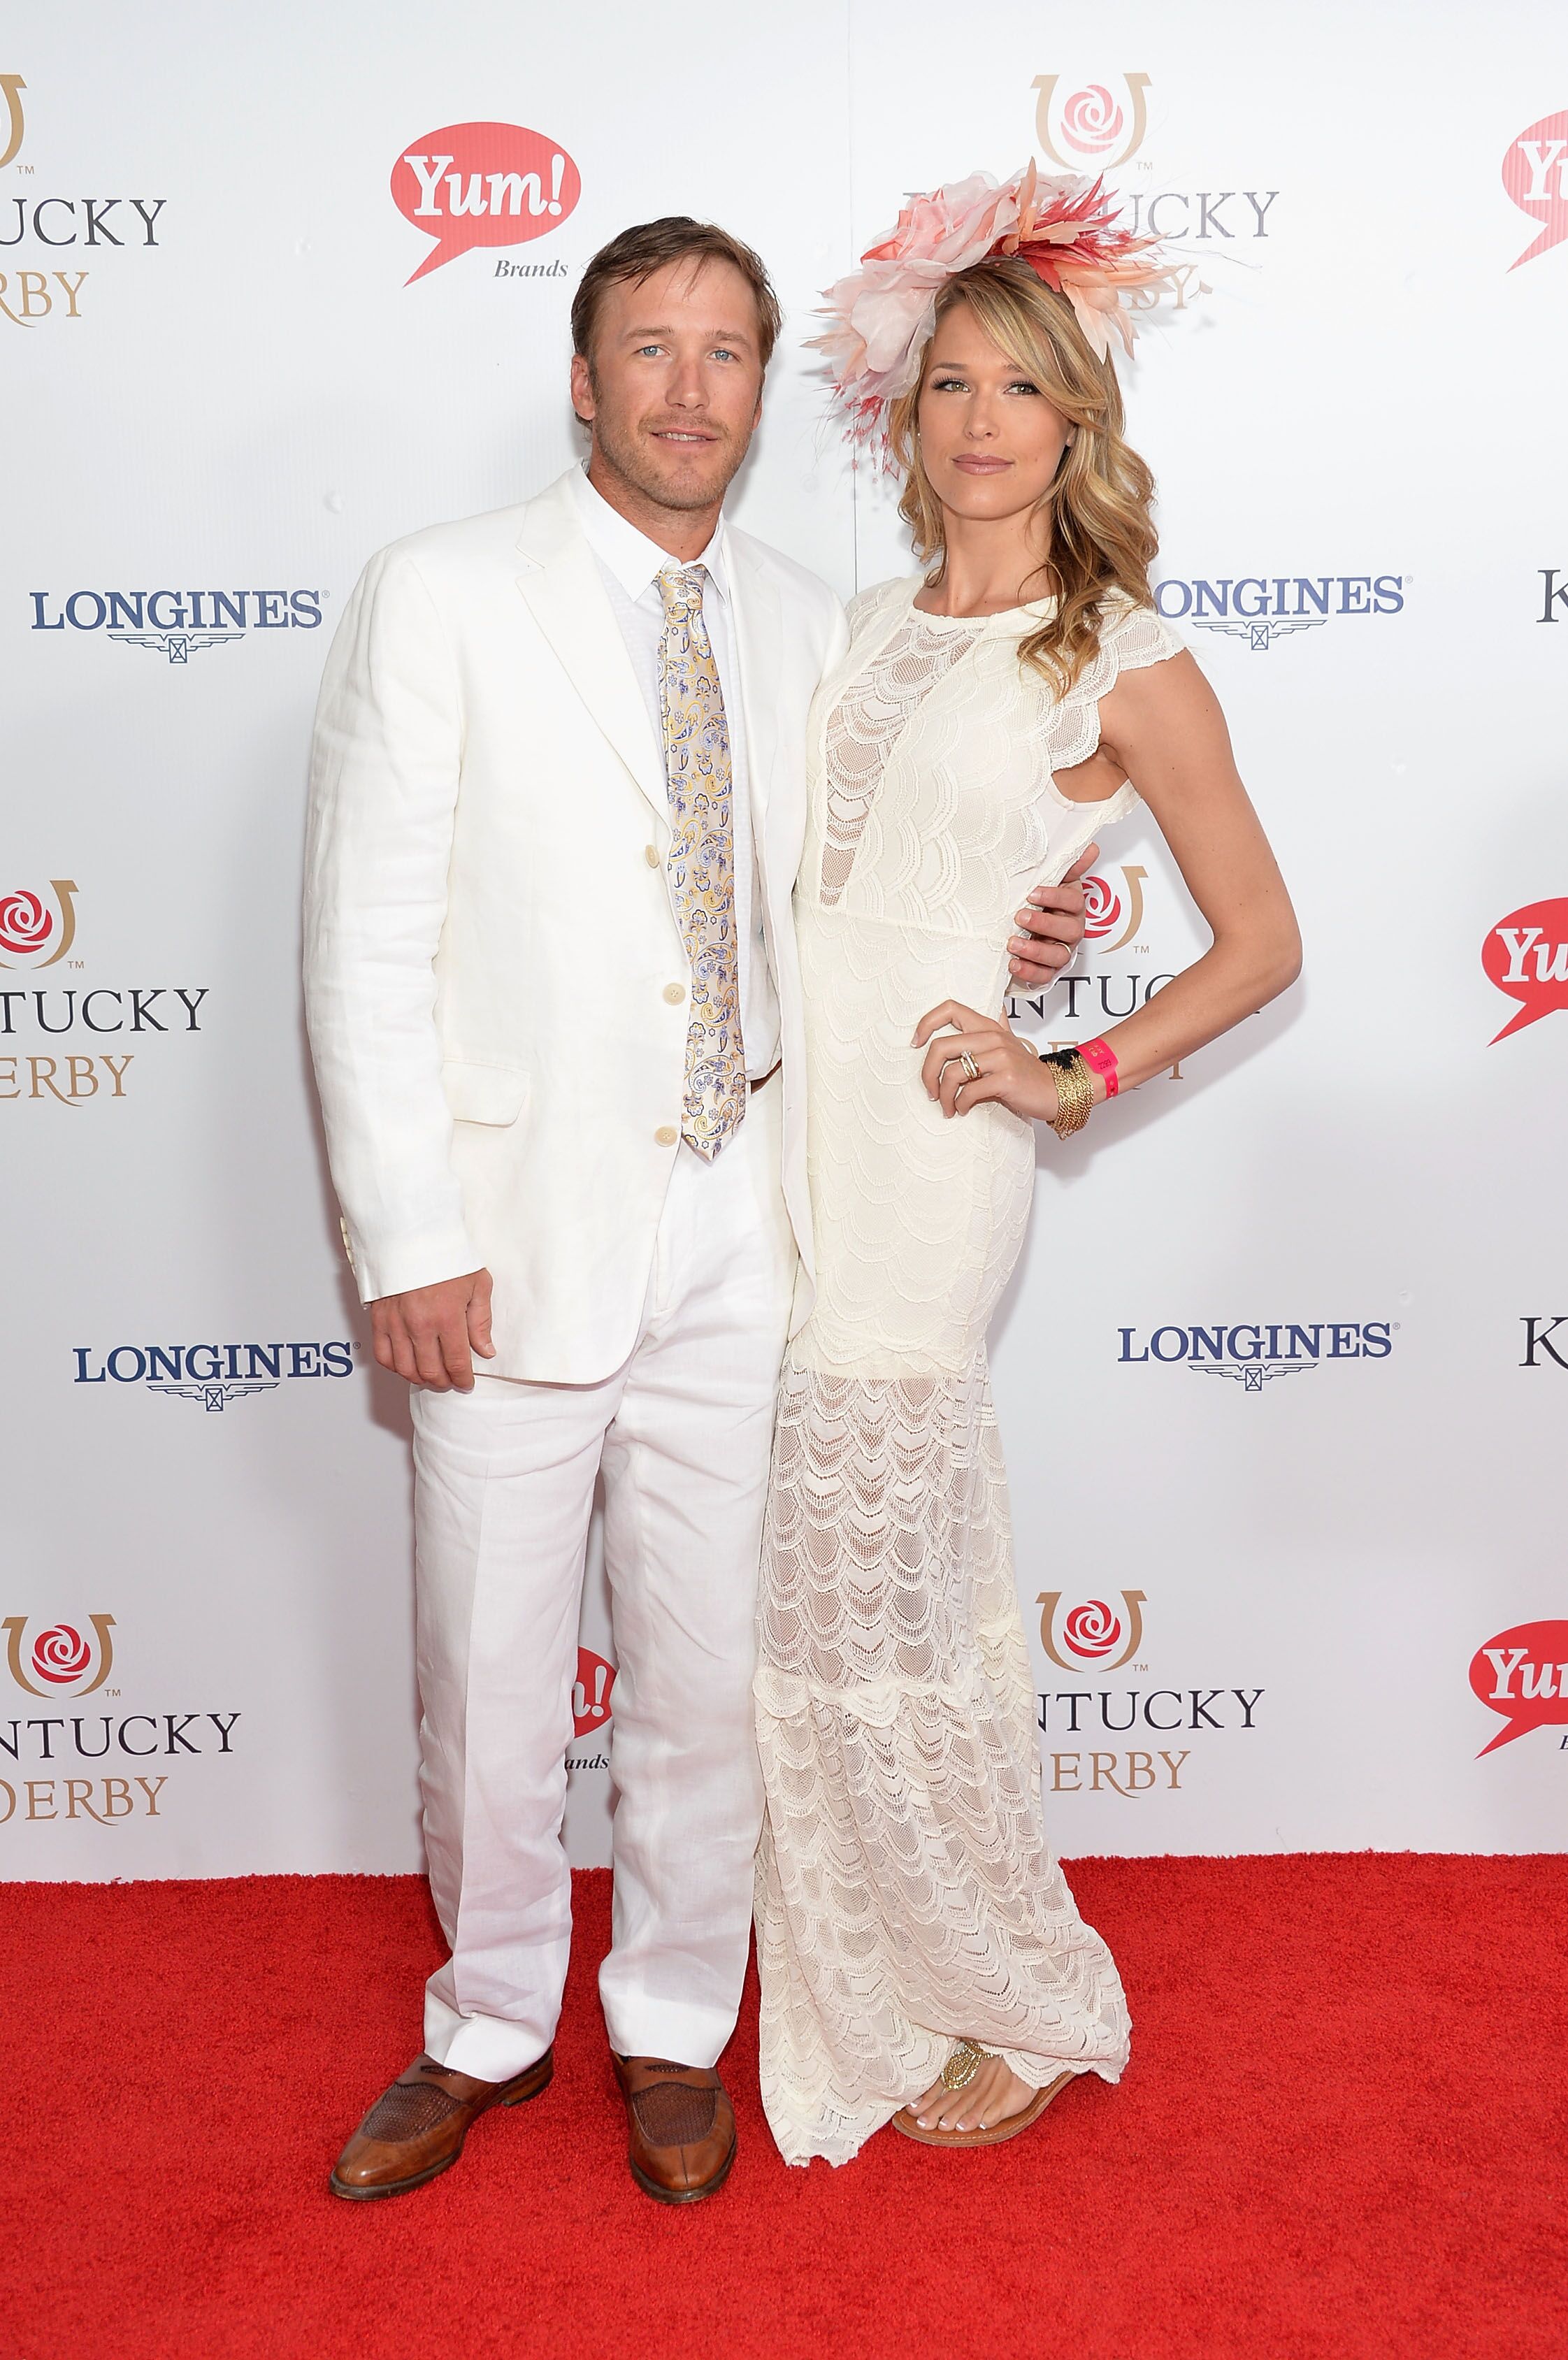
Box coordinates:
[812,163,1184,452]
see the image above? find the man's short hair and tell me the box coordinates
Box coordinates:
[570,216,782,373]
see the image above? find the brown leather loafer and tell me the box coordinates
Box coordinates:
[612,2054,735,2205]
[329,2046,554,2200]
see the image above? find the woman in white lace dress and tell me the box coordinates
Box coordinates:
[754,180,1301,2166]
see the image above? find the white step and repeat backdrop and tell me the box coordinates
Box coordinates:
[6,1,1567,1877]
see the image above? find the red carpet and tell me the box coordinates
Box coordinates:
[3,1857,1564,2360]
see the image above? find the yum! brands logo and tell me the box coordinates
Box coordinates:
[4,1614,115,1698]
[1502,112,1568,271]
[567,1646,616,1772]
[391,122,580,284]
[1469,1622,1568,1755]
[1483,899,1568,1043]
[0,880,77,969]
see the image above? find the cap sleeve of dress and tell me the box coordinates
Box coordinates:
[1103,598,1186,674]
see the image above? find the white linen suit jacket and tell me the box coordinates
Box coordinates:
[303,466,848,1383]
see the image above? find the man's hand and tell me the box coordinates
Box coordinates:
[1007,841,1100,988]
[370,1269,496,1393]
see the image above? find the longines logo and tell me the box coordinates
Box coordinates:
[567,1646,616,1771]
[1483,899,1568,1044]
[392,121,580,284]
[73,1340,357,1407]
[1502,111,1568,271]
[1470,1622,1568,1755]
[0,883,212,1107]
[1119,1321,1393,1390]
[29,588,323,663]
[1154,574,1406,652]
[0,71,167,328]
[1033,1592,1264,1798]
[1,1611,241,1829]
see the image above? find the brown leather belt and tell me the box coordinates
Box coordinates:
[749,1060,782,1093]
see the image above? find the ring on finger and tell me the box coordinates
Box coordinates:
[960,1052,980,1081]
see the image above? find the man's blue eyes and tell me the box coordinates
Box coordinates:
[635,347,738,361]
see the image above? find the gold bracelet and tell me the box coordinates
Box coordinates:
[1044,1049,1094,1139]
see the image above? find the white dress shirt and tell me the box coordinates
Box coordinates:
[572,463,780,1081]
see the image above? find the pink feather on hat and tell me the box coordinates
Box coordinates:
[812,163,1182,452]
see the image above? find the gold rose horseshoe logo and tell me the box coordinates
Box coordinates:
[0,75,25,171]
[3,1614,115,1697]
[0,880,78,968]
[1037,1590,1145,1671]
[1033,73,1152,171]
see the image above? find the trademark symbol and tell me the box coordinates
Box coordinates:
[1393,1322,1402,1331]
[67,957,85,970]
[15,161,34,175]
[106,1687,120,1698]
[1132,1662,1149,1674]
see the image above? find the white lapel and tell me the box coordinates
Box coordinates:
[514,473,667,823]
[726,535,791,896]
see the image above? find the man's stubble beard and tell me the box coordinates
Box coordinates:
[590,404,752,518]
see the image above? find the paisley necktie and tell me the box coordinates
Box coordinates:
[656,565,747,1158]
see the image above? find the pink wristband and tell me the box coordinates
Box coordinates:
[1078,1036,1120,1097]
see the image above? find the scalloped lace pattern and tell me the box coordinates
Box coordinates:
[754,589,1172,2165]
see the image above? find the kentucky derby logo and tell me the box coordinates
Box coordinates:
[3,1613,115,1698]
[391,122,580,284]
[1037,1591,1146,1671]
[1483,899,1568,1043]
[1470,1622,1568,1754]
[0,880,77,969]
[1033,74,1151,169]
[0,71,24,168]
[1154,574,1405,652]
[1502,113,1568,271]
[1082,866,1146,953]
[572,1647,616,1739]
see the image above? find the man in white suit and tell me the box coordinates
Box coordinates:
[305,217,1088,2205]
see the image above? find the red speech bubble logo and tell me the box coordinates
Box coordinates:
[391,122,580,285]
[1482,897,1568,1042]
[1469,1620,1568,1755]
[572,1646,616,1739]
[1502,112,1568,271]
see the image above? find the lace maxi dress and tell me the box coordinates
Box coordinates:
[754,577,1181,2167]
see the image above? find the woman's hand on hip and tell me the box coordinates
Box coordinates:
[913,1002,1059,1123]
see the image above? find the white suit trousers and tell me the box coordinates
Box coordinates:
[412,1077,796,2081]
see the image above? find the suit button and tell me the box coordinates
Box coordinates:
[654,1125,678,1148]
[663,981,686,1004]
[644,844,660,868]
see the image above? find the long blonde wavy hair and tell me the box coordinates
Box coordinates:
[887,259,1158,693]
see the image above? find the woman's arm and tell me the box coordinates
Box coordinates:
[1083,647,1301,1089]
[914,649,1300,1120]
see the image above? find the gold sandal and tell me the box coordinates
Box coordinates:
[891,2041,1074,2148]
